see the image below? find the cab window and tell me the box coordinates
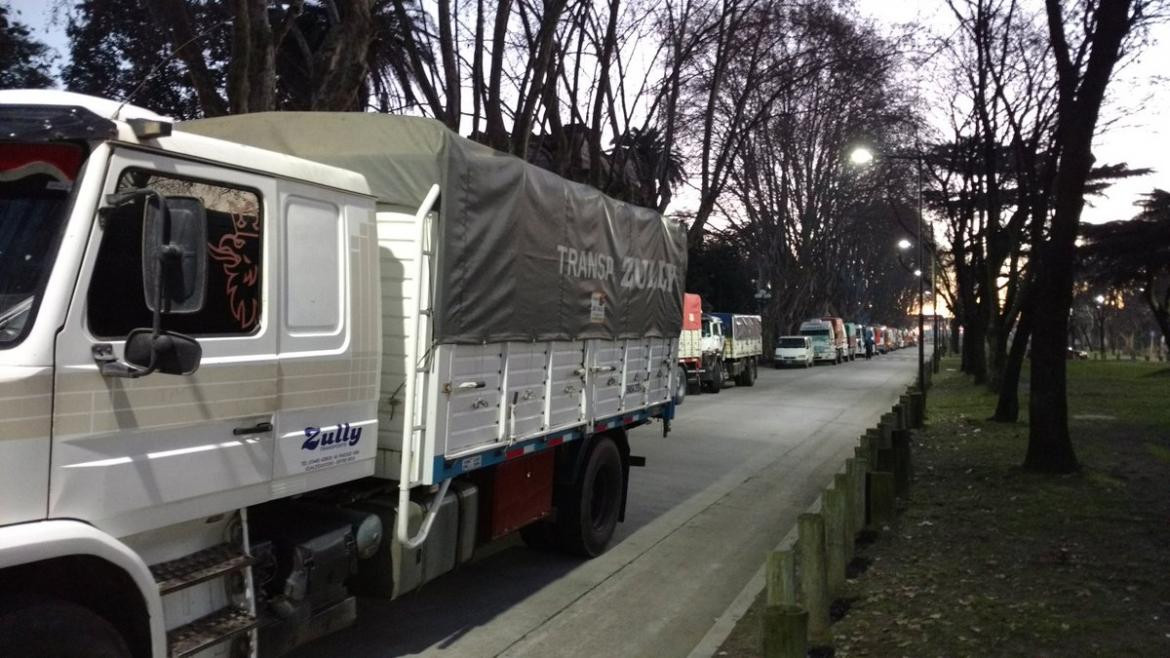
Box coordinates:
[87,169,263,338]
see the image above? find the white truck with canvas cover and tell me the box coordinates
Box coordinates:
[707,313,762,388]
[0,91,686,658]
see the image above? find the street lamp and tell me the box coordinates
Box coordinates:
[1094,294,1107,359]
[849,147,875,166]
[852,145,929,398]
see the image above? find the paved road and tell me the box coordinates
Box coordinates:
[292,349,920,657]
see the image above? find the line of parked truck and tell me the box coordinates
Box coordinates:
[0,90,915,658]
[677,292,916,395]
[776,318,916,368]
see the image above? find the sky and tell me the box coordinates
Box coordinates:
[853,0,1170,225]
[8,0,1168,224]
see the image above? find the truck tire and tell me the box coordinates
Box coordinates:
[708,368,722,394]
[557,436,624,557]
[674,365,687,404]
[742,359,757,387]
[0,598,130,658]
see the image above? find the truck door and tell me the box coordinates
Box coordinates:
[50,148,279,535]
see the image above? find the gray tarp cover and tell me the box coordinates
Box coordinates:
[179,113,686,344]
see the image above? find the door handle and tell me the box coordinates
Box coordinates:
[233,422,273,436]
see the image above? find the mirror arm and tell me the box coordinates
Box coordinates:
[91,343,158,379]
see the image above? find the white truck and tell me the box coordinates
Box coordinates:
[0,91,687,657]
[707,313,762,389]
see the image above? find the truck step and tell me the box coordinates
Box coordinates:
[150,543,255,595]
[168,605,257,658]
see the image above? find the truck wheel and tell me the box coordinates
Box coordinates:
[674,365,687,404]
[0,598,130,658]
[743,359,757,387]
[708,369,722,394]
[558,436,624,557]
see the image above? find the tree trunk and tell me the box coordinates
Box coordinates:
[485,0,513,150]
[1026,0,1133,473]
[1025,259,1078,471]
[963,312,988,384]
[149,0,230,117]
[310,0,373,111]
[994,299,1031,422]
[589,0,620,188]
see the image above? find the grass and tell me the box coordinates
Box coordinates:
[717,357,1170,657]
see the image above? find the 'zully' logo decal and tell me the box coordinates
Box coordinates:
[302,423,363,450]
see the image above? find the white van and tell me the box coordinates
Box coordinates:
[773,336,814,368]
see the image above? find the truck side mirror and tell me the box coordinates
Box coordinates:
[94,189,207,378]
[124,328,202,375]
[143,195,208,314]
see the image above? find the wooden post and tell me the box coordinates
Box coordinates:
[892,429,912,495]
[909,390,925,427]
[866,428,883,463]
[876,446,896,473]
[766,548,797,606]
[880,413,896,446]
[835,471,856,558]
[859,434,874,468]
[797,513,831,648]
[850,455,868,534]
[868,472,896,526]
[823,487,847,596]
[899,395,912,429]
[762,604,808,658]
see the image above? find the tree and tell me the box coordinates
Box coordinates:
[1024,0,1147,473]
[0,3,55,89]
[63,0,210,119]
[719,3,918,348]
[1080,189,1170,349]
[64,0,407,117]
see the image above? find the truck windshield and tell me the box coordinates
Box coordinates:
[801,329,830,337]
[0,143,81,348]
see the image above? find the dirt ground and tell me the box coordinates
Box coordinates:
[717,358,1170,657]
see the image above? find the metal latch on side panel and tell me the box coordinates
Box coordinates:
[444,380,485,395]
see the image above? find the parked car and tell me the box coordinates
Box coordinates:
[774,336,814,368]
[1068,346,1089,360]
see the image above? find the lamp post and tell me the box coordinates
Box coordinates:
[851,146,928,398]
[1094,294,1107,359]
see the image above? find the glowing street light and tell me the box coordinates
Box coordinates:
[897,238,913,251]
[849,146,875,166]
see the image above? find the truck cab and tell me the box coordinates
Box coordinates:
[799,318,840,364]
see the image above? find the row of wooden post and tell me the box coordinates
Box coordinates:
[761,383,927,657]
